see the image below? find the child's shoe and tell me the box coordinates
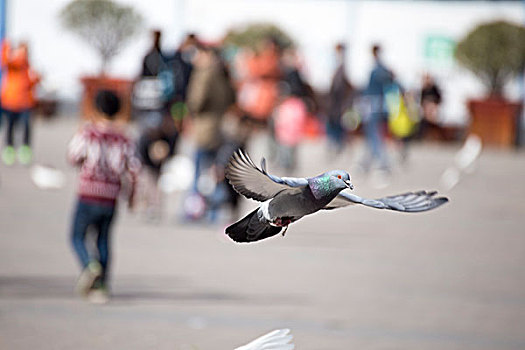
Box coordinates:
[75,261,102,296]
[18,145,32,165]
[2,146,16,166]
[88,281,109,304]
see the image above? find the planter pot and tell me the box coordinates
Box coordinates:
[467,98,522,148]
[80,76,133,121]
[35,98,59,119]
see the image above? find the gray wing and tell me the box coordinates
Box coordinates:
[324,190,448,212]
[225,149,308,202]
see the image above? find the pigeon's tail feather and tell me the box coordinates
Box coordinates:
[226,209,282,243]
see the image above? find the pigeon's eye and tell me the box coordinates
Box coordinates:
[337,175,342,179]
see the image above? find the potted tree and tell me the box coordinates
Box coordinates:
[455,20,525,148]
[223,23,294,51]
[60,0,143,120]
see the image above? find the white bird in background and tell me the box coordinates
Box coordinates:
[440,134,482,191]
[235,329,294,350]
[30,164,66,190]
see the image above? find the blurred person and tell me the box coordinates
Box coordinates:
[133,29,172,115]
[164,33,197,130]
[186,44,235,202]
[166,33,198,104]
[268,47,316,164]
[326,43,353,153]
[1,40,40,165]
[237,37,282,126]
[384,78,418,165]
[281,48,310,99]
[162,33,201,138]
[358,44,393,174]
[272,83,308,173]
[281,47,318,113]
[141,30,164,78]
[136,115,177,221]
[419,73,444,139]
[205,114,251,221]
[68,90,140,304]
[134,29,178,220]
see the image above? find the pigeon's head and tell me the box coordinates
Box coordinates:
[322,170,354,190]
[308,170,354,199]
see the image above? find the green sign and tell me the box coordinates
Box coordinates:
[424,35,455,66]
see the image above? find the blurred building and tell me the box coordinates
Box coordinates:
[4,0,525,127]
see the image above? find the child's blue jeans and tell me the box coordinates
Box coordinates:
[70,199,115,283]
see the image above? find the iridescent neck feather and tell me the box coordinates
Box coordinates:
[308,176,335,200]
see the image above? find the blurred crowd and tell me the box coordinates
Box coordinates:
[0,30,449,223]
[125,31,445,222]
[0,30,446,303]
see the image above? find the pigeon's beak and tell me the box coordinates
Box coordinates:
[344,179,354,190]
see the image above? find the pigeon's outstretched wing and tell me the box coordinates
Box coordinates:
[225,149,308,202]
[324,190,448,212]
[234,329,294,350]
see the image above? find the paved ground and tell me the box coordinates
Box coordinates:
[1,117,525,350]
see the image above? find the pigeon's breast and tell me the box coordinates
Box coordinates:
[268,187,331,219]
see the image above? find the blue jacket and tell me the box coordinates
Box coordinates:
[365,61,392,97]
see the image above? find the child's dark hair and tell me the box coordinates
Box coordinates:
[95,90,121,119]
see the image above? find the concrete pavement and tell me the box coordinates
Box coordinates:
[1,117,525,349]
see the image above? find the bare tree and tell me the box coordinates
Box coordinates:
[60,0,143,75]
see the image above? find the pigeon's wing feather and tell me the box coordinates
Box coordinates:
[226,150,308,202]
[234,329,294,350]
[324,190,448,212]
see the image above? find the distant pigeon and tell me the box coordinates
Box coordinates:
[235,329,294,350]
[225,149,448,243]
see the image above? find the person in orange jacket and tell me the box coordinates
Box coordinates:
[237,37,281,124]
[1,40,40,165]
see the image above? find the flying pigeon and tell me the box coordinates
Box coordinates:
[225,149,448,243]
